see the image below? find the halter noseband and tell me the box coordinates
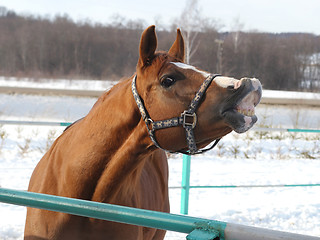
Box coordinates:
[132,74,221,155]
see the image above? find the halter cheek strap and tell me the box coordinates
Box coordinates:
[132,74,221,155]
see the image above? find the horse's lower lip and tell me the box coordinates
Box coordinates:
[223,109,258,133]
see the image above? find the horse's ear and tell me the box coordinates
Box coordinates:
[138,25,157,67]
[168,28,185,62]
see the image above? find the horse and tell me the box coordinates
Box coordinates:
[24,25,262,240]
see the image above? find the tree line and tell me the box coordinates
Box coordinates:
[0,7,319,91]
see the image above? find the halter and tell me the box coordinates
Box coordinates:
[132,73,221,155]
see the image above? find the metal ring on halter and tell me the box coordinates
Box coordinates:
[145,118,154,131]
[181,111,197,129]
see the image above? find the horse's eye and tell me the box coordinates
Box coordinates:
[161,77,176,88]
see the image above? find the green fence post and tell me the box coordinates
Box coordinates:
[181,154,191,215]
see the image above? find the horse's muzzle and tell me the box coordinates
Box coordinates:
[222,78,262,133]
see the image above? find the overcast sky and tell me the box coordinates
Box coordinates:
[1,0,320,34]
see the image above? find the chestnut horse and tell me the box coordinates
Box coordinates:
[25,25,262,240]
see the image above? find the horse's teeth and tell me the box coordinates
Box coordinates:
[237,108,255,116]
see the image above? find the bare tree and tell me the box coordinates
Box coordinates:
[0,6,7,17]
[1,6,319,90]
[174,0,221,67]
[230,17,244,54]
[175,0,202,64]
[215,39,223,73]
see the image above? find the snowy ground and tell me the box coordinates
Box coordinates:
[0,78,319,239]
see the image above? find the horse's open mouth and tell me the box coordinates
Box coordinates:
[223,78,262,133]
[235,87,260,116]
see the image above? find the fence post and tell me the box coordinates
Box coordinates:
[181,154,191,215]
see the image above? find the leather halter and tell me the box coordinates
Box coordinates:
[132,74,221,155]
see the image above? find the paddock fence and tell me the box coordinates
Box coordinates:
[1,119,320,216]
[1,86,320,106]
[0,188,319,240]
[0,120,319,239]
[1,119,320,132]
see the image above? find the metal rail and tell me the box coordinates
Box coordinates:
[0,86,103,97]
[0,120,72,126]
[253,127,320,133]
[1,85,320,106]
[0,188,319,240]
[174,183,320,189]
[1,120,319,133]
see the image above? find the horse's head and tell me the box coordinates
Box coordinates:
[133,25,262,154]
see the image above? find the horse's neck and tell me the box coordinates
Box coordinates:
[80,79,155,202]
[84,79,148,151]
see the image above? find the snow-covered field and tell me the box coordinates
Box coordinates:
[0,78,319,239]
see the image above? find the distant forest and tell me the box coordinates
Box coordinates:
[0,6,320,91]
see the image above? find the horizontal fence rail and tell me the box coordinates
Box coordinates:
[172,183,320,189]
[0,119,320,133]
[0,188,221,238]
[253,127,320,133]
[0,86,104,97]
[0,188,319,240]
[1,86,320,106]
[0,120,72,126]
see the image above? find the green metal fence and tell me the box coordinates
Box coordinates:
[0,120,72,127]
[179,127,320,215]
[1,119,319,217]
[0,188,319,240]
[0,120,319,239]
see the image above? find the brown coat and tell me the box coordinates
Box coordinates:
[25,25,262,240]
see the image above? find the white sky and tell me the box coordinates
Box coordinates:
[1,0,320,34]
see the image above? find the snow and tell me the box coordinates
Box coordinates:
[262,89,320,101]
[0,78,319,239]
[0,77,116,91]
[1,76,320,101]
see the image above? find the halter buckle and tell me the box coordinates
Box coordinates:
[181,111,197,129]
